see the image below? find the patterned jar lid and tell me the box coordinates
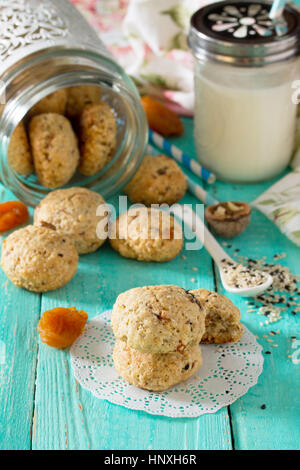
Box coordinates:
[188,1,300,66]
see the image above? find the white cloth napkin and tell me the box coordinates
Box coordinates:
[291,115,300,168]
[252,168,300,247]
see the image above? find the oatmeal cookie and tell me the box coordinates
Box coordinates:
[109,207,183,262]
[1,225,78,292]
[113,340,202,391]
[8,122,33,175]
[123,154,187,206]
[28,89,68,117]
[78,102,116,176]
[34,187,108,254]
[66,85,101,119]
[111,285,206,354]
[190,289,243,343]
[29,113,80,188]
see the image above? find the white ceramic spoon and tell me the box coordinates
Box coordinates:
[170,204,273,297]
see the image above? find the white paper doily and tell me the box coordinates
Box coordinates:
[70,310,263,418]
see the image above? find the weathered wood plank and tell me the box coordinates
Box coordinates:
[0,186,41,450]
[214,179,300,450]
[8,116,300,450]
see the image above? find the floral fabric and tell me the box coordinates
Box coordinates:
[70,0,213,114]
[70,0,300,115]
[253,168,300,247]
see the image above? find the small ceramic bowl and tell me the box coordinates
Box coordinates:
[205,201,251,238]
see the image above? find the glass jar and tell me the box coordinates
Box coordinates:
[0,0,148,206]
[188,1,300,183]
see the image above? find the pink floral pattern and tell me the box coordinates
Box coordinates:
[70,0,214,114]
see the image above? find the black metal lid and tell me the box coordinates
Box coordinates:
[188,1,300,66]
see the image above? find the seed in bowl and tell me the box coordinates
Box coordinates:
[205,201,251,238]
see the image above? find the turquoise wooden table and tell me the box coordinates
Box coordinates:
[0,118,299,450]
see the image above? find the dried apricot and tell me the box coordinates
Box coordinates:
[0,201,29,233]
[141,96,184,137]
[38,307,88,349]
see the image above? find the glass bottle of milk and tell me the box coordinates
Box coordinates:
[188,1,300,183]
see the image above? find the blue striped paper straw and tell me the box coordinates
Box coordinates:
[149,129,216,184]
[187,177,219,206]
[147,144,219,206]
[269,0,286,18]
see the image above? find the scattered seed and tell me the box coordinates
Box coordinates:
[220,259,268,289]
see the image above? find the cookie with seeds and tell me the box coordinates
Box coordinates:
[78,102,117,176]
[123,154,187,206]
[1,225,78,292]
[190,289,243,343]
[111,285,206,354]
[29,113,80,188]
[28,89,68,117]
[113,340,202,391]
[109,207,183,262]
[66,85,101,119]
[34,187,108,254]
[8,122,33,175]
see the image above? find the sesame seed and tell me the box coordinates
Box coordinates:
[234,254,298,324]
[220,259,268,289]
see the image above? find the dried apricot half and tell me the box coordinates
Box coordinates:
[0,201,29,233]
[141,96,184,137]
[38,307,88,349]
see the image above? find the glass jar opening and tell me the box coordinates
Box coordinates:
[0,48,148,206]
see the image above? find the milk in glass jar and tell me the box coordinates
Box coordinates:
[0,0,147,206]
[188,1,300,183]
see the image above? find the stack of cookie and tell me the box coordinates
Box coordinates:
[111,285,206,391]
